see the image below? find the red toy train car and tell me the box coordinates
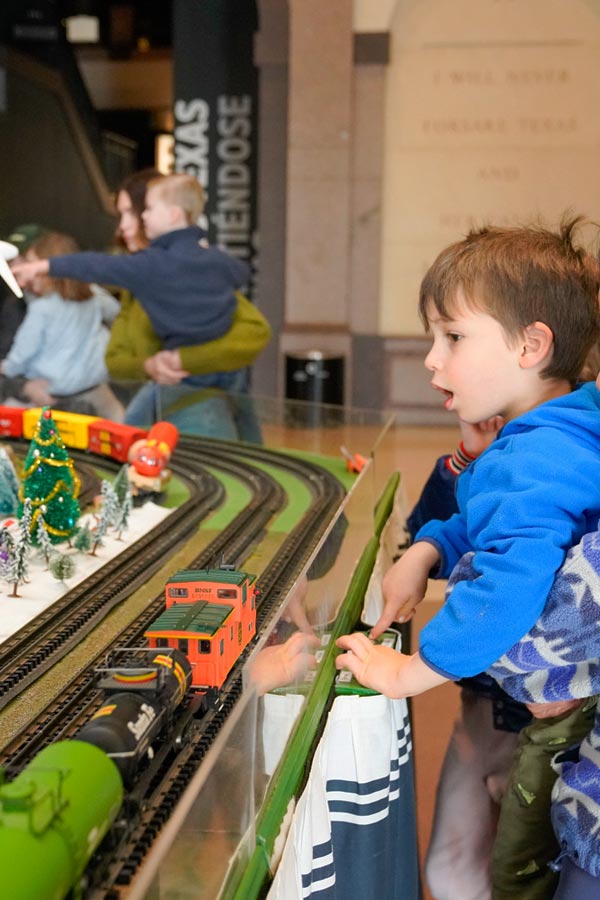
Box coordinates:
[0,406,179,490]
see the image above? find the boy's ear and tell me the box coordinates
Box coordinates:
[519,321,554,369]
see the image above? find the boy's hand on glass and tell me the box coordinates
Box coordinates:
[458,416,504,457]
[371,541,440,638]
[335,632,409,697]
[335,635,449,698]
[251,631,320,695]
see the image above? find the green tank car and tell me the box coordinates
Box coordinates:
[0,740,123,900]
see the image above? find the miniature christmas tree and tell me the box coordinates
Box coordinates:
[112,464,130,505]
[35,511,54,567]
[100,480,120,527]
[0,527,15,567]
[49,553,76,584]
[73,521,93,554]
[114,489,132,540]
[90,502,112,556]
[5,498,33,596]
[20,408,80,545]
[0,448,20,516]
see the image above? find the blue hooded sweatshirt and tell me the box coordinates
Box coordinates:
[416,380,600,680]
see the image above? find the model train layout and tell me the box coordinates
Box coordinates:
[0,564,258,899]
[0,404,179,496]
[0,407,352,898]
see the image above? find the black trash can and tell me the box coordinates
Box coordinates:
[285,351,345,427]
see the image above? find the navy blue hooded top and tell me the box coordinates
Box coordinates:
[49,226,249,349]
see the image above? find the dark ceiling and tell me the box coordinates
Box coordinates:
[1,2,174,56]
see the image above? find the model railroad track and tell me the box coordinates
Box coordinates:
[0,446,285,732]
[0,451,224,711]
[0,442,347,896]
[92,442,347,897]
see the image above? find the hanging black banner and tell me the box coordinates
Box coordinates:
[173,0,259,298]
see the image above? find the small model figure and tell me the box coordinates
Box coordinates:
[127,421,179,497]
[340,445,368,474]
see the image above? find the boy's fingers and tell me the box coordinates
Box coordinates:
[370,614,393,640]
[336,632,372,656]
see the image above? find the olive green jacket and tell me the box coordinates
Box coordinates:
[105,291,271,381]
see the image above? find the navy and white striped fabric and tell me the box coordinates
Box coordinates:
[269,695,419,900]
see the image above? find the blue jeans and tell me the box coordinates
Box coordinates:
[124,368,262,442]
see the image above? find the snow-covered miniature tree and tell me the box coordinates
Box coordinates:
[112,464,130,505]
[0,527,14,567]
[49,553,76,584]
[73,521,93,554]
[90,502,112,556]
[20,408,80,545]
[0,528,15,586]
[35,511,54,567]
[114,489,132,540]
[5,497,33,596]
[100,479,120,528]
[0,448,20,515]
[111,464,133,540]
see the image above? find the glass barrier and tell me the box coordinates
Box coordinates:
[128,434,393,898]
[116,381,395,455]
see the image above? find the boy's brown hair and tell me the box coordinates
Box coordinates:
[28,232,92,302]
[419,216,600,386]
[147,173,206,225]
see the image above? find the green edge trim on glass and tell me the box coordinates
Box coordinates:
[224,471,401,900]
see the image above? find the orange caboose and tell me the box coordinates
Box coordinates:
[144,568,257,689]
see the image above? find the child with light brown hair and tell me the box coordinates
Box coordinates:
[13,173,249,352]
[0,231,123,418]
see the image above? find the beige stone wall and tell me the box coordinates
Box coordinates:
[285,0,353,328]
[380,0,600,335]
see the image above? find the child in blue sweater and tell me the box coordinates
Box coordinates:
[337,218,600,899]
[0,231,123,419]
[12,173,249,354]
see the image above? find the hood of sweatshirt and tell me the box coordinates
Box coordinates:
[497,380,600,454]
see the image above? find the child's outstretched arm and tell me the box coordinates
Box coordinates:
[370,540,440,639]
[335,634,448,698]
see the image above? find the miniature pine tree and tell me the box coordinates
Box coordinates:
[73,521,93,554]
[0,448,20,515]
[35,512,54,566]
[90,503,112,556]
[100,480,120,528]
[0,528,15,586]
[6,498,33,596]
[114,489,132,540]
[20,408,80,545]
[49,553,76,583]
[0,527,14,567]
[112,464,131,505]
